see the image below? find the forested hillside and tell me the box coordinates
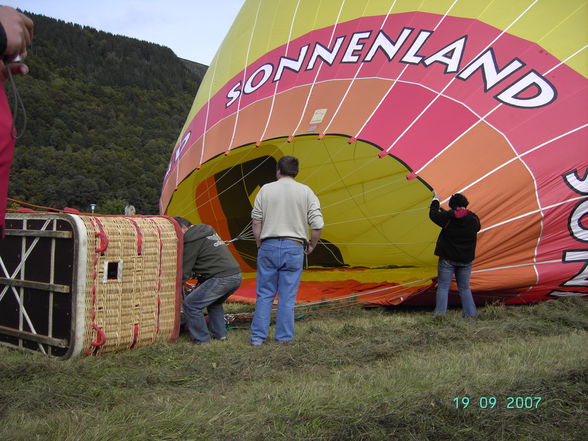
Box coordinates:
[5,13,207,214]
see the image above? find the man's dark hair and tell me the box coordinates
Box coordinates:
[277,155,299,178]
[449,193,469,209]
[174,216,192,228]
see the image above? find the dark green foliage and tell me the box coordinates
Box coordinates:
[6,12,207,214]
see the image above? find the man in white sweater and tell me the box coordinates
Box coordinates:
[250,156,323,345]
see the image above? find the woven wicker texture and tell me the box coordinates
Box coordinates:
[80,216,181,356]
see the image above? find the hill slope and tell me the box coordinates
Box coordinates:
[5,12,207,214]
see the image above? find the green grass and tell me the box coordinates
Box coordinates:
[1,298,587,441]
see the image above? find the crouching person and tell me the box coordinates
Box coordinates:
[174,217,242,344]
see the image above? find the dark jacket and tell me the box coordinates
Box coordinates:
[429,199,481,263]
[181,224,241,283]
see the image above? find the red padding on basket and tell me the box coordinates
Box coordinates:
[156,295,161,333]
[93,219,109,253]
[130,323,139,349]
[95,231,109,253]
[90,324,106,347]
[129,219,143,255]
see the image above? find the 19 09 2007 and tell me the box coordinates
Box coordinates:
[453,396,542,409]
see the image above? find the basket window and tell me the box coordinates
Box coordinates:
[103,260,123,282]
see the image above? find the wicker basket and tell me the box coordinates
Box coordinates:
[0,212,182,358]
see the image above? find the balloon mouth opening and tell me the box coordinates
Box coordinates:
[169,135,436,289]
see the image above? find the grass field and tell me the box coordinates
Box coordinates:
[1,297,587,441]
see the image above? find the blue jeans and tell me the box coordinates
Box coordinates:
[434,258,477,318]
[250,238,304,344]
[183,273,242,343]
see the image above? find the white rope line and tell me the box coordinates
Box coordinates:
[380,0,399,28]
[316,151,381,194]
[452,123,588,198]
[168,140,289,223]
[472,258,562,274]
[290,0,346,137]
[310,138,420,259]
[351,0,460,142]
[258,0,302,143]
[325,205,428,226]
[233,220,255,240]
[320,0,394,135]
[226,0,264,153]
[536,0,587,49]
[479,195,586,233]
[415,45,588,178]
[199,51,221,168]
[351,65,410,141]
[382,0,540,157]
[543,44,588,76]
[199,140,262,197]
[320,173,414,210]
[315,238,346,265]
[435,0,460,31]
[167,135,286,213]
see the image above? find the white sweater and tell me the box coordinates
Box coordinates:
[251,177,324,241]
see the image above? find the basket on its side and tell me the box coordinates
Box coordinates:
[0,213,182,359]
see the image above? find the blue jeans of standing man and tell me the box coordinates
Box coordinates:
[434,258,477,318]
[183,273,242,344]
[250,238,304,345]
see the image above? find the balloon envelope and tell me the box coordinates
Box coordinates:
[161,0,588,305]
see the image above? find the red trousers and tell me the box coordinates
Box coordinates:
[0,86,15,235]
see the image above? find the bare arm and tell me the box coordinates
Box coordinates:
[252,219,263,249]
[305,228,322,255]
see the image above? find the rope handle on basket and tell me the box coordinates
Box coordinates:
[90,324,106,347]
[93,218,109,253]
[85,324,106,356]
[95,231,109,253]
[128,219,143,255]
[130,323,139,350]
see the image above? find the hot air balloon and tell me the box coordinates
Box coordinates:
[161,0,588,306]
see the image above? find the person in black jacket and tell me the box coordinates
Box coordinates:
[175,217,242,344]
[429,192,480,318]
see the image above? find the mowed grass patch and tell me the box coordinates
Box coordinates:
[0,298,586,441]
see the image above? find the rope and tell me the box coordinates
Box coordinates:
[223,280,436,326]
[4,60,27,140]
[223,220,256,245]
[222,276,437,328]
